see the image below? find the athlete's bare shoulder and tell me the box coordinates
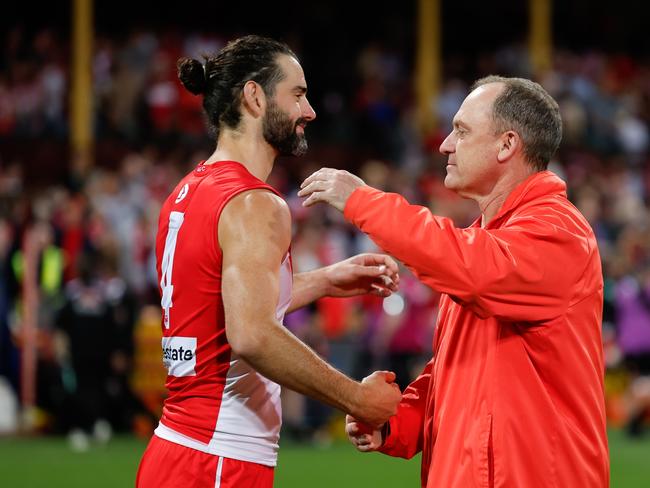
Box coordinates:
[225,189,289,223]
[219,189,291,252]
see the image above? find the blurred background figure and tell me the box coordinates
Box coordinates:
[610,226,650,437]
[54,250,116,450]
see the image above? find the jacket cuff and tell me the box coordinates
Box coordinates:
[343,186,379,223]
[378,415,398,454]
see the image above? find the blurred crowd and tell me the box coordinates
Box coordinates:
[0,26,649,445]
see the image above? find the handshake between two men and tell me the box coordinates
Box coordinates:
[346,372,399,453]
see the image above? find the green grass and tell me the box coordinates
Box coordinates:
[276,440,420,486]
[608,428,650,487]
[0,429,647,487]
[0,435,143,488]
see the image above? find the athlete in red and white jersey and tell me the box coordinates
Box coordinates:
[137,36,402,488]
[153,160,290,466]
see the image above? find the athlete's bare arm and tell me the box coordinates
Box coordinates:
[288,253,399,313]
[219,189,401,428]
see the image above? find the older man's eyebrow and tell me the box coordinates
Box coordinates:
[453,119,468,129]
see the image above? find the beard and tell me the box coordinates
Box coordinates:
[262,100,309,157]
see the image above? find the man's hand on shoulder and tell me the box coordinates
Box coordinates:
[298,168,366,212]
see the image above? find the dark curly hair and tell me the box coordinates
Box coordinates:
[177,35,297,139]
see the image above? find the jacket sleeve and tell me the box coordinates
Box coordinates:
[344,186,597,322]
[379,360,431,459]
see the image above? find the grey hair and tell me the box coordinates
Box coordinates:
[471,75,562,171]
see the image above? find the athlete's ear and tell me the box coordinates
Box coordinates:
[241,81,265,119]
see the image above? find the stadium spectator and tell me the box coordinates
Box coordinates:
[611,226,650,437]
[55,250,116,451]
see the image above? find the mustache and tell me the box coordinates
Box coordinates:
[295,118,309,130]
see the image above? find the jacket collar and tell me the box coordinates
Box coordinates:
[472,170,567,229]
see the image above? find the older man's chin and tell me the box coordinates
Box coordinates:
[443,173,458,190]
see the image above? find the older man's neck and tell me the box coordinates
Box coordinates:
[479,165,536,226]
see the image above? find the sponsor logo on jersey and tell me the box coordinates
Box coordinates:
[161,336,197,376]
[175,183,189,203]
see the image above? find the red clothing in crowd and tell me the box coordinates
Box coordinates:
[344,171,608,487]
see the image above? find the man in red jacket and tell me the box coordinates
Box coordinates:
[299,76,609,487]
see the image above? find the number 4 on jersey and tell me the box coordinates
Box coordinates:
[160,211,184,329]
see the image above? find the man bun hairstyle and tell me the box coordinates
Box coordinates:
[177,35,297,139]
[472,75,563,171]
[177,58,207,95]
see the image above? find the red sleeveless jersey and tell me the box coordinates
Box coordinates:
[153,161,292,466]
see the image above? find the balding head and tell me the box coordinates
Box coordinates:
[471,76,562,171]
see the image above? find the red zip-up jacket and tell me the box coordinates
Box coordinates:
[344,171,608,487]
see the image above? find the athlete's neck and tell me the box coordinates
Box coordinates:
[204,128,277,182]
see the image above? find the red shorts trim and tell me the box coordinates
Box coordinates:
[136,435,275,488]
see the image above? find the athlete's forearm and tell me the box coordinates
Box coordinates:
[231,316,361,414]
[287,268,330,313]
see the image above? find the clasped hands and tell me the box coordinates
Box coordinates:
[348,371,401,453]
